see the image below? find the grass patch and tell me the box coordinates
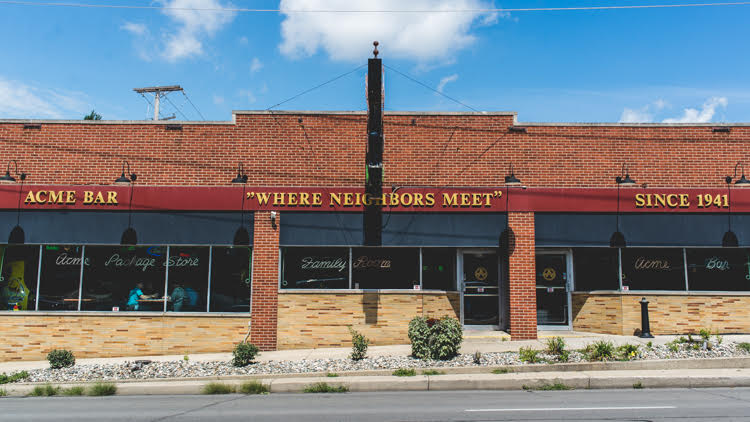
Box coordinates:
[0,371,29,384]
[239,381,269,395]
[421,369,444,376]
[584,340,615,362]
[0,388,6,397]
[737,342,750,353]
[523,382,572,391]
[492,368,512,374]
[61,386,85,396]
[392,368,417,377]
[202,382,236,395]
[326,373,339,377]
[519,347,542,364]
[30,384,60,397]
[88,382,117,396]
[633,382,644,389]
[303,382,348,393]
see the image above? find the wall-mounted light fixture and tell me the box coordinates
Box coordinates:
[722,162,748,247]
[233,162,250,245]
[0,160,26,183]
[270,211,277,230]
[610,163,633,248]
[115,160,137,185]
[504,163,522,185]
[231,162,248,184]
[615,163,637,186]
[725,162,750,186]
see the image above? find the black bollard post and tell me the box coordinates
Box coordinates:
[639,297,654,338]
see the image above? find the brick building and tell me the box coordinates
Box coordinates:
[1,109,750,361]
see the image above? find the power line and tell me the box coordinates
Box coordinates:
[266,64,366,110]
[2,1,750,13]
[384,64,480,113]
[163,94,189,121]
[182,90,206,121]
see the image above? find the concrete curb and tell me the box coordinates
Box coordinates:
[3,368,750,396]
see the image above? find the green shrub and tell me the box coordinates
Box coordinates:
[348,326,369,361]
[558,350,570,362]
[88,382,117,396]
[492,368,512,374]
[646,341,653,349]
[586,340,614,361]
[523,382,572,391]
[0,388,6,397]
[0,371,29,384]
[546,336,566,355]
[716,333,724,345]
[61,386,84,396]
[737,342,750,353]
[303,382,348,393]
[633,382,644,389]
[408,316,463,360]
[618,344,639,360]
[232,342,259,367]
[239,381,269,395]
[421,369,444,375]
[326,373,339,377]
[519,347,541,363]
[699,328,711,342]
[392,368,416,377]
[31,384,59,397]
[668,342,680,353]
[47,349,75,369]
[202,382,236,394]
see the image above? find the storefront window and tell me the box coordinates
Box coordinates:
[282,247,349,289]
[81,246,167,311]
[573,248,619,291]
[621,248,685,291]
[0,245,39,311]
[210,246,251,312]
[38,245,85,310]
[167,247,209,312]
[352,247,419,290]
[422,248,456,290]
[686,248,750,291]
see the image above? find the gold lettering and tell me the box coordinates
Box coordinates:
[48,190,64,204]
[635,193,646,208]
[255,192,271,205]
[273,192,285,206]
[330,192,342,206]
[389,193,400,207]
[312,192,322,206]
[83,191,94,204]
[679,194,689,207]
[354,193,362,206]
[442,193,458,207]
[106,191,117,205]
[413,193,424,207]
[666,194,679,208]
[66,191,76,204]
[94,192,105,205]
[472,193,483,207]
[24,191,36,204]
[460,193,471,207]
[425,193,435,206]
[35,190,48,203]
[287,192,298,206]
[654,194,666,208]
[299,192,310,206]
[401,193,413,206]
[343,193,354,206]
[483,193,493,207]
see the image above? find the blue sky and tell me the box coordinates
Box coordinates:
[0,0,749,123]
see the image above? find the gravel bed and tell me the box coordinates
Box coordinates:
[13,341,750,383]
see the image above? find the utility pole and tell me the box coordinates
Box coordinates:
[133,85,183,120]
[364,42,384,246]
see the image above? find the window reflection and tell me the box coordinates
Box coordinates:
[38,245,85,311]
[0,245,39,311]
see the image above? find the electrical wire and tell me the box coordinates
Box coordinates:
[182,90,206,121]
[384,64,480,113]
[164,94,189,121]
[2,1,750,13]
[266,64,366,110]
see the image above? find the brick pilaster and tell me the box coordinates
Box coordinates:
[508,211,537,340]
[250,211,279,350]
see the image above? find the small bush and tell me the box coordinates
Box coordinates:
[558,350,570,363]
[31,384,59,397]
[47,349,75,369]
[473,350,482,365]
[737,342,750,353]
[61,386,84,396]
[183,354,189,362]
[699,328,711,342]
[326,373,339,377]
[633,382,644,389]
[492,368,512,374]
[519,347,541,363]
[0,388,6,397]
[546,336,566,355]
[88,382,117,396]
[303,382,348,393]
[239,381,269,395]
[716,333,724,345]
[407,317,431,359]
[586,340,614,361]
[668,342,680,353]
[408,316,463,360]
[523,382,572,391]
[618,344,639,360]
[0,371,29,384]
[202,382,236,394]
[392,368,416,377]
[232,342,259,367]
[348,326,370,361]
[646,341,653,349]
[421,369,444,376]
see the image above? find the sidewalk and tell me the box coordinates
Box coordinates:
[2,330,748,373]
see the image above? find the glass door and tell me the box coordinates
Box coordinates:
[536,251,572,328]
[461,251,499,326]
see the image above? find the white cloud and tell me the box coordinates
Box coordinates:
[436,74,458,93]
[213,95,225,105]
[279,0,502,62]
[160,0,237,62]
[618,98,669,123]
[122,22,148,36]
[250,57,263,73]
[0,76,88,119]
[662,96,728,123]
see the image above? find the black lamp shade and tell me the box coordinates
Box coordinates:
[121,227,137,245]
[233,227,250,245]
[504,174,521,185]
[8,225,24,244]
[723,230,739,247]
[231,174,248,184]
[115,173,131,184]
[610,231,626,248]
[736,175,750,185]
[0,171,16,182]
[616,175,637,186]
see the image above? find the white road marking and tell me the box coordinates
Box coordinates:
[466,406,676,412]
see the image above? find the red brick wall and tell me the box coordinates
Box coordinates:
[250,211,279,350]
[508,212,537,340]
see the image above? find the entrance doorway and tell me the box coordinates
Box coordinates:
[536,250,573,329]
[460,250,501,327]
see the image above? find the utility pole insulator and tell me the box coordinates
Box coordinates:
[133,85,183,121]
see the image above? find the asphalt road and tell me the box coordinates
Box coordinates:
[2,388,750,422]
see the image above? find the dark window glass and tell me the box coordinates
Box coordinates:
[282,247,349,289]
[38,245,85,310]
[573,248,619,291]
[210,246,251,312]
[167,247,209,312]
[422,248,456,290]
[81,246,167,311]
[621,248,685,290]
[686,248,750,291]
[0,245,39,311]
[352,248,419,289]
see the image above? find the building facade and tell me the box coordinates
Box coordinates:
[1,110,750,361]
